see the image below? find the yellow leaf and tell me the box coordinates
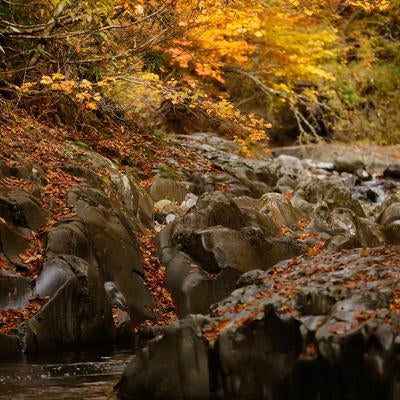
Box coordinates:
[75,93,85,102]
[79,79,92,90]
[93,93,102,102]
[85,102,98,110]
[51,83,62,91]
[52,72,65,80]
[40,76,53,85]
[20,82,36,92]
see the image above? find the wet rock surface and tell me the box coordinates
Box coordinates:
[21,255,116,352]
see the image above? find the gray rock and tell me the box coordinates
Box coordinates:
[109,170,154,228]
[216,307,302,400]
[0,333,19,358]
[46,218,93,263]
[18,256,116,353]
[0,272,32,311]
[376,196,400,244]
[181,267,242,315]
[271,154,304,178]
[150,176,188,203]
[116,316,210,400]
[0,190,48,230]
[356,217,386,247]
[334,155,365,174]
[384,220,400,244]
[67,188,156,322]
[181,192,249,231]
[297,179,366,217]
[232,196,261,210]
[104,281,128,311]
[260,193,305,226]
[383,164,400,180]
[0,219,29,265]
[276,175,297,192]
[164,251,194,316]
[60,163,105,190]
[327,234,360,252]
[378,202,400,227]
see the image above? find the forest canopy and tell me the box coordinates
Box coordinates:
[0,0,399,148]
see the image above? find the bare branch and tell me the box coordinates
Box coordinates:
[27,0,69,68]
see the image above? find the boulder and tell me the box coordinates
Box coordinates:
[0,272,32,310]
[260,193,305,226]
[0,333,19,358]
[60,163,105,190]
[109,170,154,228]
[215,307,302,400]
[378,202,400,227]
[377,196,400,244]
[383,164,400,180]
[334,155,365,174]
[0,219,29,265]
[17,256,116,353]
[180,267,242,316]
[296,180,366,217]
[150,176,188,203]
[276,175,297,192]
[172,226,303,275]
[46,217,93,263]
[67,188,156,322]
[180,192,249,231]
[0,190,48,230]
[116,316,210,400]
[270,154,304,178]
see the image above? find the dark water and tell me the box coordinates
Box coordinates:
[0,346,134,399]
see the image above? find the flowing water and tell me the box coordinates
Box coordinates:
[0,346,134,399]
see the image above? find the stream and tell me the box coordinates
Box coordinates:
[0,346,133,399]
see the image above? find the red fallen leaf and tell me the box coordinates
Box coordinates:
[279,304,296,314]
[0,296,48,334]
[354,311,373,321]
[283,190,293,200]
[296,232,313,240]
[19,254,43,264]
[308,240,327,256]
[279,225,290,236]
[306,343,317,355]
[328,326,337,334]
[140,176,156,188]
[216,183,230,193]
[138,233,177,328]
[296,219,310,228]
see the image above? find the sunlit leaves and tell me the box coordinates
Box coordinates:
[21,76,102,111]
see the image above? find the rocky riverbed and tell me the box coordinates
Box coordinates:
[1,131,400,399]
[117,135,400,400]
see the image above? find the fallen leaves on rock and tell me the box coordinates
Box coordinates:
[18,230,45,278]
[139,233,177,328]
[279,225,291,236]
[202,246,400,346]
[0,296,48,334]
[307,239,328,256]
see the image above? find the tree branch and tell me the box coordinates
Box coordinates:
[27,0,68,68]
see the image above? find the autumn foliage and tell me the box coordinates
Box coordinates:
[0,0,399,147]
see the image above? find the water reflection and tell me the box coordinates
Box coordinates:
[0,346,134,399]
